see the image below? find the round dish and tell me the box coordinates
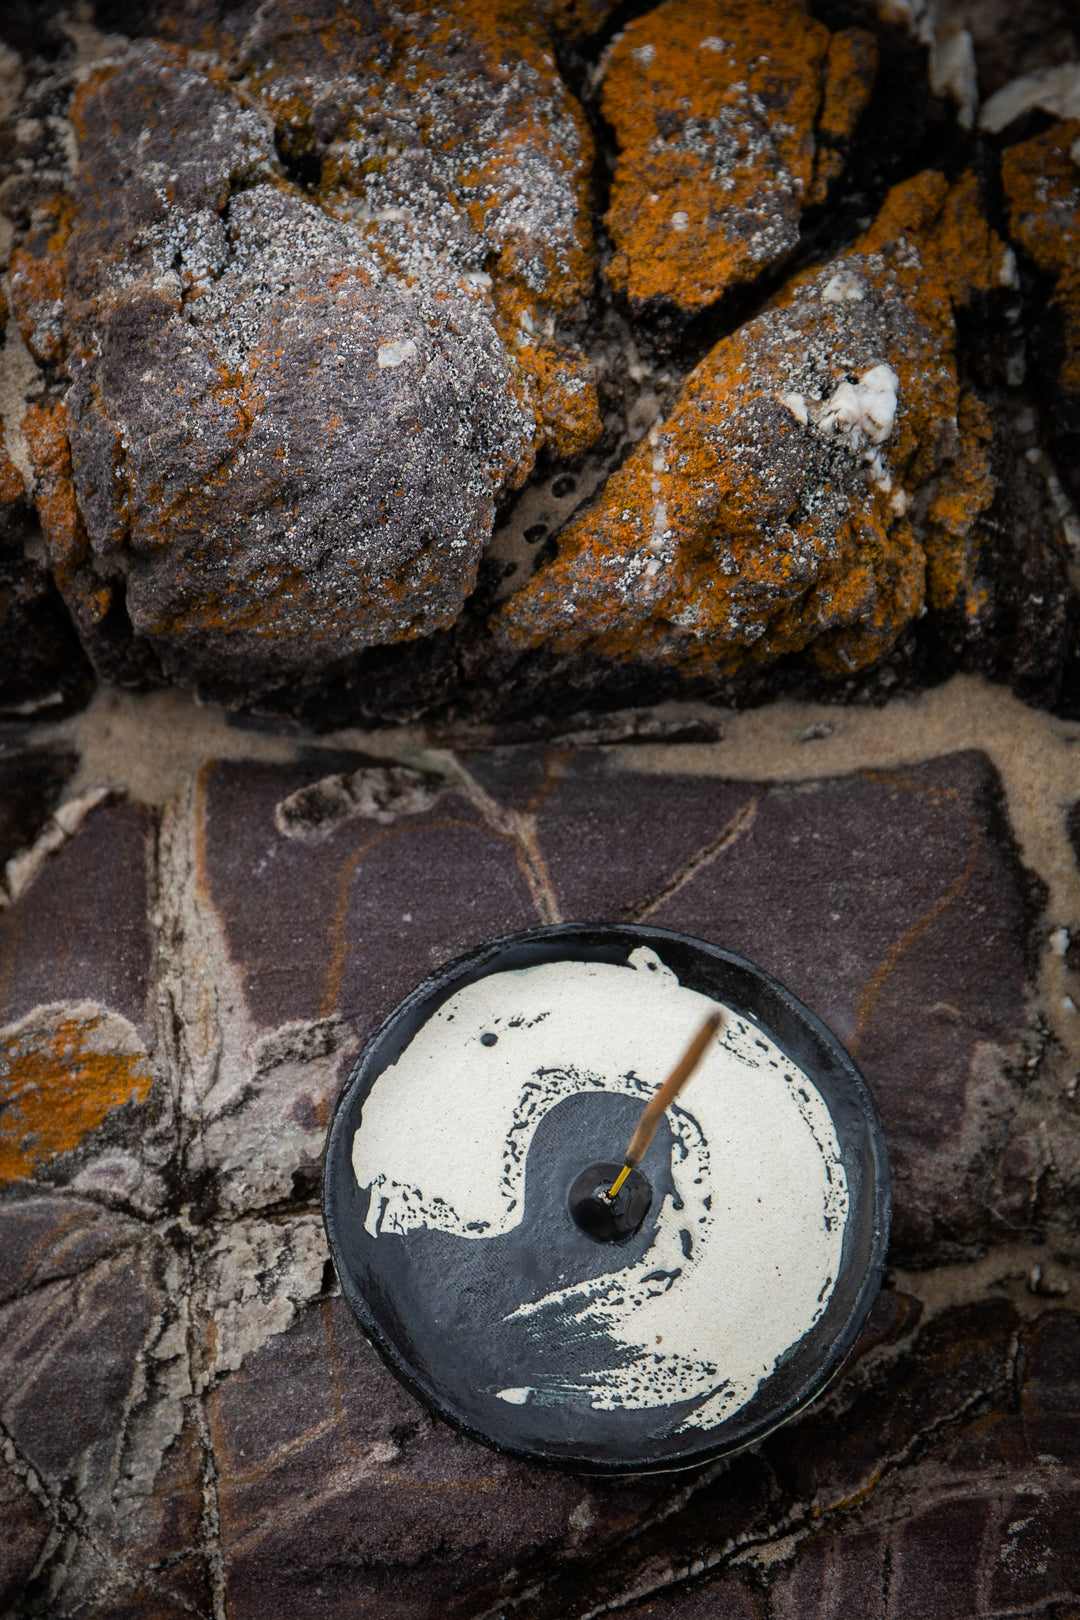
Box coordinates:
[322,923,890,1474]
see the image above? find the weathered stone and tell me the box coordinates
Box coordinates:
[0,1191,144,1304]
[496,170,1017,681]
[1001,118,1080,502]
[205,1291,669,1620]
[600,0,876,313]
[195,754,542,1036]
[7,0,615,703]
[506,1300,1080,1620]
[0,742,76,874]
[0,797,153,1031]
[0,444,93,719]
[0,794,170,1209]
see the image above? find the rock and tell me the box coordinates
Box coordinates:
[495,171,1017,681]
[8,0,612,704]
[0,790,170,1210]
[1000,118,1080,502]
[204,1290,668,1620]
[600,0,877,313]
[0,795,154,1032]
[0,1002,153,1184]
[0,441,93,718]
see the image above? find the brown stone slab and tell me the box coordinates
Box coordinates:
[0,799,155,1035]
[207,1295,672,1620]
[0,1193,144,1304]
[198,757,540,1039]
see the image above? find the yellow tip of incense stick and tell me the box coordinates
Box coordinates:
[606,1163,632,1201]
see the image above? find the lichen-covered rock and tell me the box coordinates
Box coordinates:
[6,0,616,699]
[495,171,1015,679]
[231,0,603,458]
[14,33,549,695]
[600,0,877,314]
[1001,118,1080,501]
[0,439,93,716]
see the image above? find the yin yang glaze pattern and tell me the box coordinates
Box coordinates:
[350,950,848,1434]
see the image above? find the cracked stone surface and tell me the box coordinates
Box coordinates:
[0,3,1078,723]
[1,673,1079,1616]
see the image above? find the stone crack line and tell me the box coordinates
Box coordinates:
[470,1456,735,1620]
[485,1334,1019,1620]
[627,795,761,922]
[192,1394,227,1620]
[432,751,563,925]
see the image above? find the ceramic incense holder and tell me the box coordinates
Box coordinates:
[322,924,890,1474]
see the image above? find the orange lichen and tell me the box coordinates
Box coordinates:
[495,169,1007,680]
[492,279,602,461]
[0,1007,152,1183]
[8,197,73,365]
[1002,120,1080,393]
[601,0,873,312]
[809,29,878,206]
[20,402,113,628]
[305,0,600,459]
[0,449,25,517]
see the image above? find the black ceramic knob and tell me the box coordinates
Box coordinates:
[568,1163,652,1243]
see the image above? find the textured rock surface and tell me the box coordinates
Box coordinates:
[0,1,1078,721]
[2,675,1079,1615]
[600,0,876,312]
[496,170,1019,679]
[20,35,533,695]
[0,442,92,719]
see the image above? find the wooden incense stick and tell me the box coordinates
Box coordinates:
[606,1010,723,1200]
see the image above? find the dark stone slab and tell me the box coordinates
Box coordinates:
[0,1193,144,1304]
[0,1465,49,1613]
[0,745,77,869]
[0,798,155,1035]
[199,757,539,1040]
[0,1245,159,1484]
[207,1294,669,1620]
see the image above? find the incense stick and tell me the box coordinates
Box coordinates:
[606,1009,723,1200]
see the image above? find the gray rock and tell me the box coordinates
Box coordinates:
[50,42,532,699]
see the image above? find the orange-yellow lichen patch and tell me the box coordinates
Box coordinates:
[601,0,873,313]
[8,197,73,365]
[0,449,25,517]
[21,402,112,629]
[1002,120,1080,393]
[810,29,878,206]
[0,1003,152,1183]
[494,170,1007,680]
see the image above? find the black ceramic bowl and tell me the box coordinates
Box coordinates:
[322,923,891,1474]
